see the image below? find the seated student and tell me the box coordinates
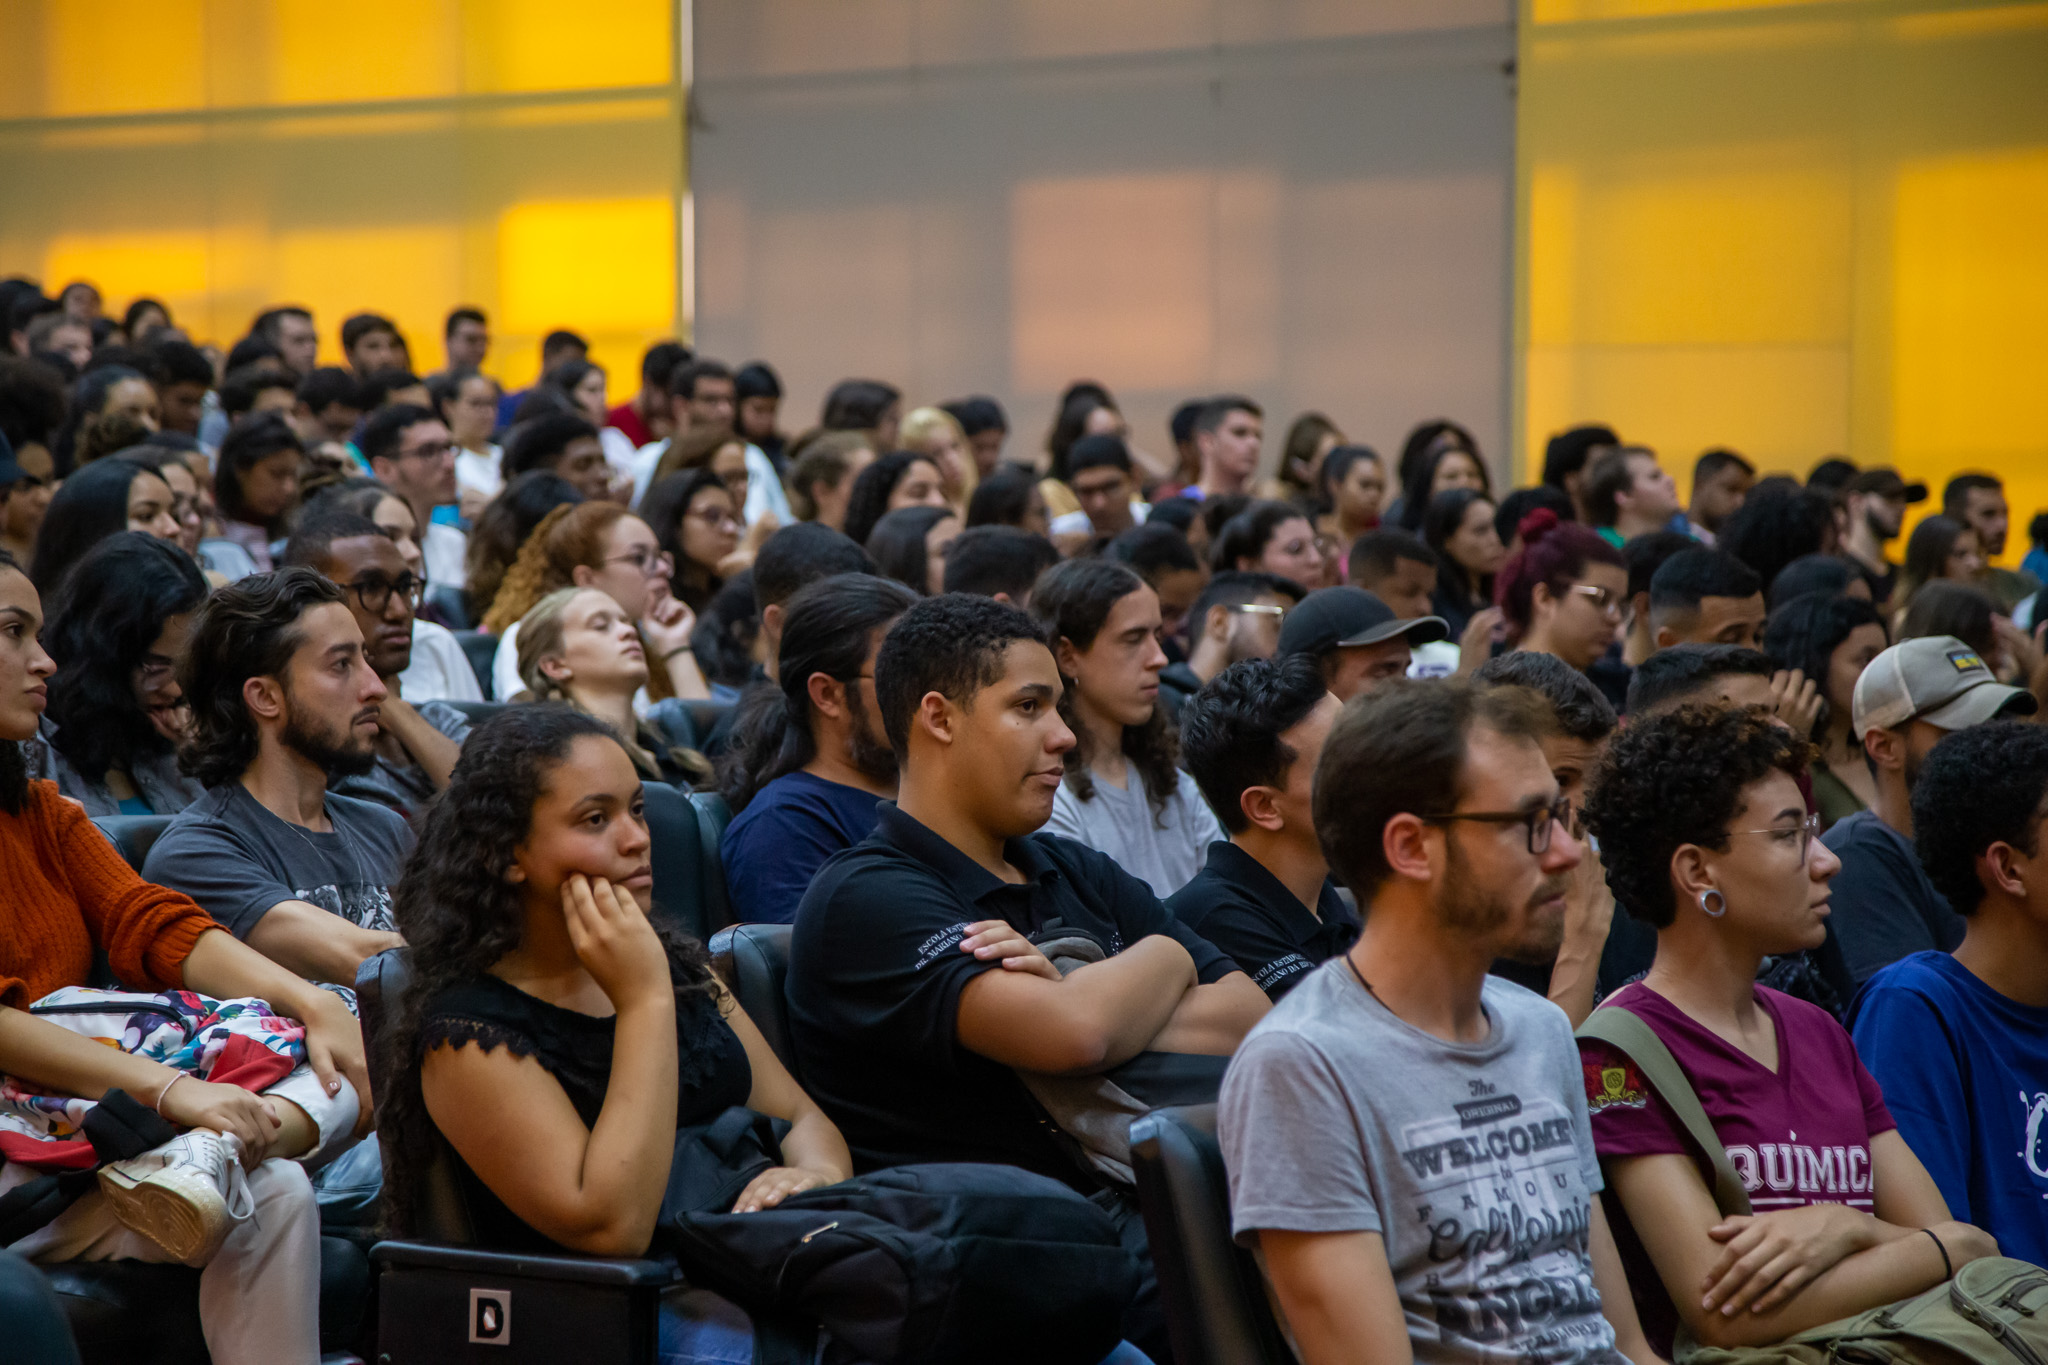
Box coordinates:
[212,413,303,574]
[1170,655,1354,1000]
[1824,634,2034,986]
[1035,558,1228,897]
[0,548,365,1365]
[942,524,1060,609]
[1275,585,1448,703]
[515,588,709,788]
[1626,641,1828,745]
[1159,569,1301,715]
[865,504,958,596]
[1620,529,1698,666]
[750,520,875,684]
[280,513,468,819]
[1108,523,1206,644]
[1472,648,1620,1025]
[1498,508,1631,709]
[1220,678,1658,1365]
[144,569,411,985]
[379,706,853,1363]
[716,574,918,924]
[24,531,208,815]
[360,403,465,592]
[1051,434,1149,541]
[1852,720,2048,1265]
[1762,592,1888,828]
[1579,705,1997,1358]
[1647,546,1766,652]
[500,409,614,504]
[786,430,876,535]
[787,592,1267,1360]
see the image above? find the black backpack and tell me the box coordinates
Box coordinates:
[659,1108,1140,1365]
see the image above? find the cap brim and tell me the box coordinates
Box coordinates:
[1337,615,1450,648]
[1919,681,2036,730]
[1901,483,1929,503]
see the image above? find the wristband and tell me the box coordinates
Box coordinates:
[1923,1227,1952,1279]
[154,1072,186,1113]
[662,646,693,661]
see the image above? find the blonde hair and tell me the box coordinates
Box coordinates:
[515,585,709,782]
[481,501,629,635]
[900,405,976,505]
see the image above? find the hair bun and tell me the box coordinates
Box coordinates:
[1516,507,1562,544]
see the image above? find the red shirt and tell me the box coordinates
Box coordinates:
[606,399,652,448]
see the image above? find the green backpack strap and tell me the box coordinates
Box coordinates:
[1577,1006,1753,1219]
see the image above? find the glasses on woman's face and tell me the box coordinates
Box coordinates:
[343,572,425,614]
[605,546,675,577]
[689,506,742,532]
[1568,583,1625,620]
[1724,811,1822,860]
[1422,795,1574,855]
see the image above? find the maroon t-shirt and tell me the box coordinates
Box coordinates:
[1577,983,1896,1353]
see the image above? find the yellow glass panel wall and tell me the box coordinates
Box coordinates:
[0,0,685,388]
[1516,0,2048,563]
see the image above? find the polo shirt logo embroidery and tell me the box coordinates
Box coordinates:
[1948,650,1986,673]
[1583,1060,1648,1113]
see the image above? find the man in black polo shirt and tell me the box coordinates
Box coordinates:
[788,593,1268,1360]
[1169,655,1356,1000]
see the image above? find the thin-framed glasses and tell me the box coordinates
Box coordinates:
[1725,812,1821,859]
[1569,583,1624,619]
[688,507,743,532]
[1421,795,1574,855]
[398,440,457,462]
[343,573,425,614]
[605,547,675,576]
[1227,603,1287,620]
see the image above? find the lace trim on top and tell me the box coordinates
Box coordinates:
[417,1014,537,1061]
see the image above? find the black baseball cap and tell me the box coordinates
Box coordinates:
[1845,467,1928,503]
[1278,586,1448,658]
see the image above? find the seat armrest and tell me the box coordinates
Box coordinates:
[370,1240,680,1288]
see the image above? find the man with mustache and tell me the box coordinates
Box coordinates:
[145,568,411,986]
[1219,678,1659,1365]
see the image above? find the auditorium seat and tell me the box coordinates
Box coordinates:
[452,630,499,700]
[1129,1104,1294,1365]
[644,782,723,942]
[446,700,510,726]
[707,924,796,1078]
[356,949,677,1364]
[686,792,734,929]
[91,815,172,873]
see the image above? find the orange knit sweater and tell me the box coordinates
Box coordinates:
[0,781,220,1010]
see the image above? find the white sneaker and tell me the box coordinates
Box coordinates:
[98,1129,255,1264]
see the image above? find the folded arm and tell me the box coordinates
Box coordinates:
[957,933,1197,1074]
[1148,969,1270,1055]
[244,900,405,987]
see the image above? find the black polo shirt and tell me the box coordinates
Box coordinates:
[1165,840,1361,1001]
[786,802,1237,1184]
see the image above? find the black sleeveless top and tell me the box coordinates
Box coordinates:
[418,949,753,1253]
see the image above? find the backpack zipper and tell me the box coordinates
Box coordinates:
[1954,1273,2048,1365]
[31,1000,197,1045]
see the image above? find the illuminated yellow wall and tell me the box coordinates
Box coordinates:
[1516,0,2048,561]
[0,0,685,388]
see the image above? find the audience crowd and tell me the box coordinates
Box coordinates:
[3,276,2048,1365]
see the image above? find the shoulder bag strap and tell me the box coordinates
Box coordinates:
[1577,1006,1753,1218]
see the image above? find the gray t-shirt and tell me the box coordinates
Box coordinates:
[1044,766,1224,900]
[1221,960,1623,1365]
[330,700,471,820]
[144,782,413,939]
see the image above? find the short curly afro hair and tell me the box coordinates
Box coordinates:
[1583,705,1811,927]
[1912,720,2048,917]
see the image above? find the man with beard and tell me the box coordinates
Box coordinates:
[1840,467,1924,602]
[1219,678,1659,1365]
[1823,634,2035,986]
[144,568,411,985]
[715,572,918,924]
[1159,570,1303,716]
[281,512,468,821]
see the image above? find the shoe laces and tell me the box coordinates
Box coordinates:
[202,1130,256,1222]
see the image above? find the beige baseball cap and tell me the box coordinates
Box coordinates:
[1851,634,2036,736]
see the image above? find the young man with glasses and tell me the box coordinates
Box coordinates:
[1161,570,1302,716]
[362,402,466,589]
[144,569,411,987]
[1219,678,1658,1365]
[281,512,468,820]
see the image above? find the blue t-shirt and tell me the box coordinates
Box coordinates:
[1850,951,2048,1266]
[719,771,884,924]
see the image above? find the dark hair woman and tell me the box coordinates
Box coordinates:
[1314,444,1386,560]
[1894,515,1986,618]
[52,364,159,476]
[1421,487,1505,640]
[865,504,959,596]
[1579,705,1997,1360]
[1716,479,1838,598]
[1044,383,1122,485]
[1389,419,1483,529]
[1030,557,1223,898]
[1496,508,1628,673]
[1210,499,1328,591]
[377,705,852,1359]
[25,532,208,815]
[213,412,304,572]
[27,456,184,599]
[464,470,584,622]
[965,463,1050,537]
[1276,411,1343,505]
[1762,593,1888,828]
[819,378,903,450]
[642,467,743,614]
[1395,433,1491,533]
[841,451,947,548]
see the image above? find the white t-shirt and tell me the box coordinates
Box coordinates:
[1050,501,1150,539]
[1043,765,1224,900]
[630,437,792,530]
[600,425,639,474]
[399,619,484,704]
[423,520,467,590]
[455,443,503,501]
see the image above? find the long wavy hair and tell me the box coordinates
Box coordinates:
[27,456,161,598]
[1030,557,1182,818]
[44,533,208,783]
[0,549,29,814]
[377,704,718,1237]
[480,500,629,635]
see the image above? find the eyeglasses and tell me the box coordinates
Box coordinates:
[1421,795,1575,855]
[1568,583,1624,619]
[397,440,456,462]
[688,507,743,531]
[605,547,675,576]
[342,573,425,613]
[1724,812,1821,860]
[1226,603,1287,620]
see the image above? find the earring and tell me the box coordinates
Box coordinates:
[1697,888,1726,918]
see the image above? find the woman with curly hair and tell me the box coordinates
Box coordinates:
[1033,558,1223,898]
[1578,705,1997,1359]
[1496,507,1628,675]
[482,500,708,705]
[25,532,208,815]
[841,451,947,547]
[378,705,852,1361]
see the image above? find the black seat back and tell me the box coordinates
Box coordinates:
[686,792,733,932]
[357,948,475,1244]
[1129,1104,1294,1365]
[643,782,715,942]
[707,924,795,1078]
[452,630,499,701]
[92,815,174,874]
[446,700,510,727]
